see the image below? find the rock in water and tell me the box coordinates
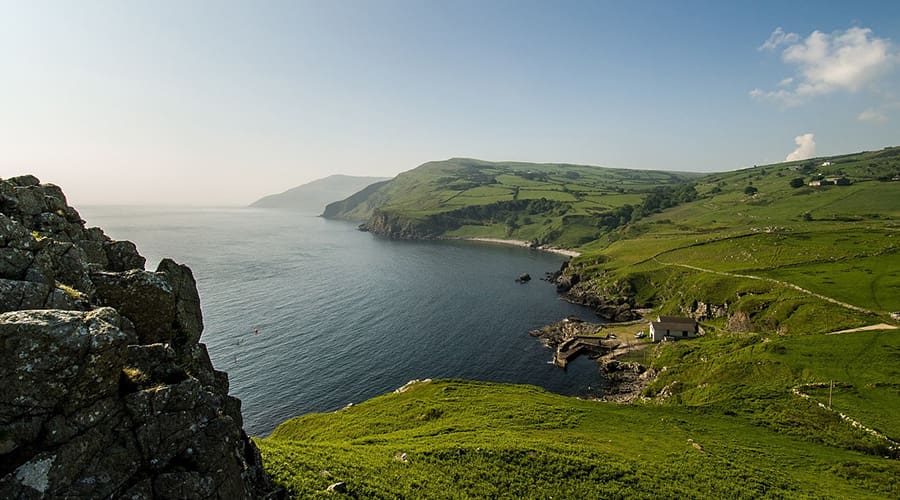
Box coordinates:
[0,176,278,498]
[516,273,531,283]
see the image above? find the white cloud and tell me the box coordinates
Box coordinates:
[751,27,897,105]
[786,133,816,161]
[759,27,800,51]
[857,108,888,123]
[778,77,794,87]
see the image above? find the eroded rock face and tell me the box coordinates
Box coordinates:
[0,176,276,498]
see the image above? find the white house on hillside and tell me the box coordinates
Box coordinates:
[649,315,698,342]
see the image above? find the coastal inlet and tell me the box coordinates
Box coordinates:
[79,207,612,435]
[530,316,657,403]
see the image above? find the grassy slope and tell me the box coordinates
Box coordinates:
[263,148,900,498]
[259,374,899,498]
[570,147,899,333]
[324,158,699,246]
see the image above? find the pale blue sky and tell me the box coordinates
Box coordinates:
[1,1,898,205]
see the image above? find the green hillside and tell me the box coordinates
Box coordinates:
[323,158,701,247]
[259,340,900,498]
[265,147,900,498]
[565,146,899,334]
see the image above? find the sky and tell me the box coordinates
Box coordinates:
[1,1,899,206]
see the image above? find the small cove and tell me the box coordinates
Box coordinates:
[81,206,606,435]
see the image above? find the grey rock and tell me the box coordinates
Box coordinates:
[83,226,108,243]
[75,239,109,269]
[0,308,134,457]
[0,247,33,280]
[93,269,178,345]
[0,176,276,499]
[10,186,49,216]
[153,472,216,499]
[157,258,204,351]
[124,343,187,390]
[5,175,41,187]
[104,240,146,271]
[119,479,154,500]
[0,213,31,247]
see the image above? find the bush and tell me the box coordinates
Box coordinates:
[744,186,759,195]
[789,177,805,188]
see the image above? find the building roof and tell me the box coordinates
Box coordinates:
[657,315,696,324]
[651,320,697,331]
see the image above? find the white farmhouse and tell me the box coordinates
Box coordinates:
[649,315,699,342]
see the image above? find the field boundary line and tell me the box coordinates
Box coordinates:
[652,258,878,315]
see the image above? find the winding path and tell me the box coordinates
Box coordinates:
[826,323,898,335]
[652,258,878,315]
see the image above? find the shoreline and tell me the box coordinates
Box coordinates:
[447,236,581,258]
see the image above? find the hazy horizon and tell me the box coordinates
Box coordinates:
[2,1,899,206]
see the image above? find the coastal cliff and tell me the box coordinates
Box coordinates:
[550,260,642,322]
[362,209,446,239]
[0,176,276,498]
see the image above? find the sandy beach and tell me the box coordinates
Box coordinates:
[454,237,581,258]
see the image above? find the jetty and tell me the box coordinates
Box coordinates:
[553,336,608,368]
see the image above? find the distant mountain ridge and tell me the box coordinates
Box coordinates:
[250,174,390,212]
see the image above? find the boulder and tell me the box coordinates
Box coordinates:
[92,269,178,345]
[0,247,33,280]
[157,258,204,350]
[104,240,146,272]
[0,308,135,463]
[0,176,278,499]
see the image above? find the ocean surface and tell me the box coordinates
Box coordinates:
[80,206,605,436]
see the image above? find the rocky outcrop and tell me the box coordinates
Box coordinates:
[0,176,276,498]
[598,360,651,403]
[362,209,443,240]
[529,316,603,348]
[687,301,728,321]
[548,261,641,322]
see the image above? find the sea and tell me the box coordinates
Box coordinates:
[79,206,605,436]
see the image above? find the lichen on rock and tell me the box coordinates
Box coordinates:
[0,176,278,499]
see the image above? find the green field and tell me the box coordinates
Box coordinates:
[277,147,900,498]
[259,364,900,498]
[259,332,900,498]
[323,157,703,245]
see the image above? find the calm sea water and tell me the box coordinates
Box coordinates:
[80,206,604,435]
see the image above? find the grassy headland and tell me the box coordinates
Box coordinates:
[323,158,701,247]
[265,147,900,497]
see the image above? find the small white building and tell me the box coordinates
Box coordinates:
[649,315,698,342]
[821,161,833,167]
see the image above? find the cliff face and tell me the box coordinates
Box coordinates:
[551,261,641,322]
[0,176,275,498]
[362,209,442,240]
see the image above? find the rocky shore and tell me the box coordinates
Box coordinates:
[356,209,584,257]
[546,260,643,322]
[529,317,655,402]
[0,176,278,499]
